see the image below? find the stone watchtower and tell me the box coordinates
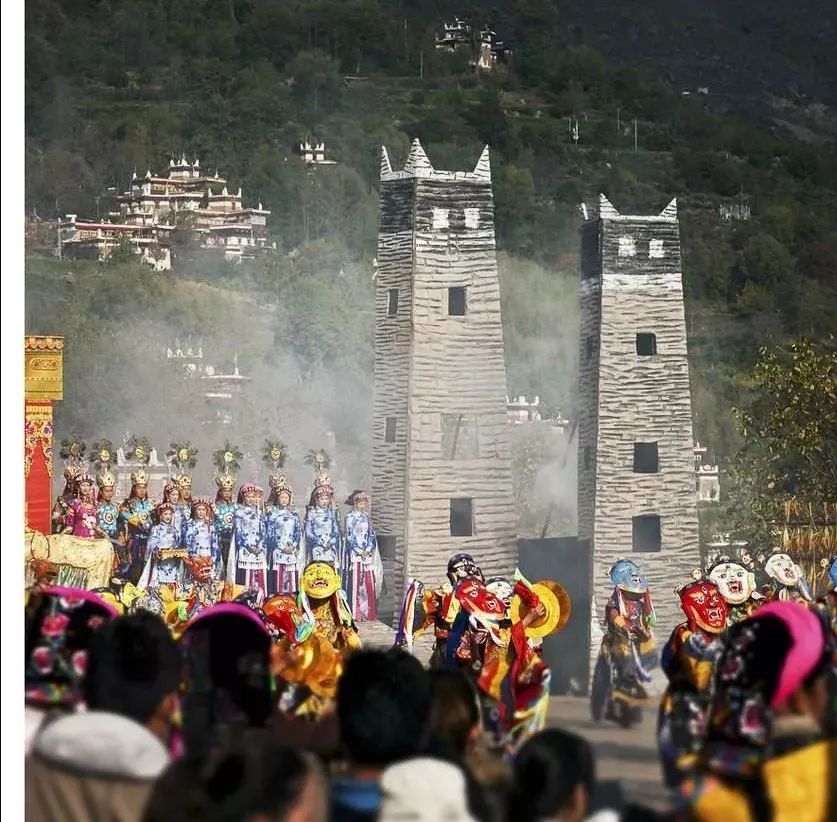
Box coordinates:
[372,140,518,614]
[578,195,700,641]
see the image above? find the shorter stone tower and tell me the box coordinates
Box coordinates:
[578,195,700,641]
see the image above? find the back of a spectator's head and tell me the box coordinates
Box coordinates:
[337,648,432,769]
[510,729,596,822]
[428,668,482,760]
[84,612,181,728]
[143,735,326,822]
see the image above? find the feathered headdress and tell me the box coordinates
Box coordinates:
[91,439,115,473]
[212,441,243,475]
[59,435,87,466]
[124,436,152,465]
[304,448,331,474]
[305,449,333,501]
[168,441,199,474]
[262,439,288,472]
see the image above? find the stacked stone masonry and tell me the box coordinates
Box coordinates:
[373,141,518,618]
[579,195,701,662]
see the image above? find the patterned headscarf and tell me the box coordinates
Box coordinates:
[25,586,118,707]
[702,600,828,777]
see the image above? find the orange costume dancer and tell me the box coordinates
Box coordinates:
[450,573,566,750]
[395,552,484,668]
[264,593,344,718]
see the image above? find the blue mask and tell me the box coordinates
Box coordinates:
[829,557,837,590]
[609,559,648,594]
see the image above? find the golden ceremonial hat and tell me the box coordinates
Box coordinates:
[511,579,572,639]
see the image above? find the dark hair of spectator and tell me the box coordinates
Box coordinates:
[179,608,274,753]
[427,668,481,760]
[143,735,316,822]
[337,648,432,768]
[510,729,596,821]
[83,612,181,725]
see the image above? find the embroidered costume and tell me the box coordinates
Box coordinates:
[304,474,343,578]
[449,573,565,750]
[226,484,268,603]
[395,552,484,667]
[343,490,382,621]
[52,465,82,535]
[119,468,154,583]
[657,579,729,788]
[265,475,304,596]
[591,559,658,729]
[182,498,223,586]
[63,475,99,539]
[138,503,186,589]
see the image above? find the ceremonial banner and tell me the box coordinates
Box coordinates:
[24,337,63,534]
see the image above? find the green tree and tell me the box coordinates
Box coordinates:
[727,339,837,541]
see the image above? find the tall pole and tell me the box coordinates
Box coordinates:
[617,107,621,135]
[419,50,424,79]
[633,118,638,152]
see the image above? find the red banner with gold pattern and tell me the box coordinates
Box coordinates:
[25,403,54,533]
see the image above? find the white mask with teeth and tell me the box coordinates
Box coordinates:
[709,561,755,605]
[764,553,800,586]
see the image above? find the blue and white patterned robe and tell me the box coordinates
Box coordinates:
[265,505,304,594]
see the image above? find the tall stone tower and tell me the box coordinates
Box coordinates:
[578,195,700,640]
[372,140,517,610]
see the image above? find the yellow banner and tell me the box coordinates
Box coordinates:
[24,336,64,401]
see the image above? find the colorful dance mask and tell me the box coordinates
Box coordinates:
[829,557,837,591]
[609,559,648,594]
[263,594,313,644]
[454,578,506,621]
[764,552,802,587]
[485,577,514,618]
[677,579,729,634]
[301,561,341,600]
[447,553,484,587]
[709,560,756,605]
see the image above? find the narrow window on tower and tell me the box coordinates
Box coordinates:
[450,498,474,537]
[387,288,399,317]
[384,416,396,443]
[448,286,467,316]
[632,515,662,553]
[618,236,636,257]
[432,208,450,230]
[585,336,594,362]
[583,446,591,470]
[633,442,659,473]
[636,333,657,356]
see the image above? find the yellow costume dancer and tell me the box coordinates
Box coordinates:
[297,561,360,653]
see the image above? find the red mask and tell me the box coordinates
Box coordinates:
[678,580,729,634]
[454,579,506,621]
